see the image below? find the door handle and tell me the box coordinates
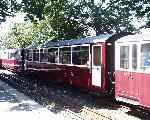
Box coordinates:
[128,74,133,79]
[130,76,134,79]
[92,68,100,70]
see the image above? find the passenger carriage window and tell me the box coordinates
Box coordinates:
[120,46,129,69]
[4,51,9,59]
[37,49,40,61]
[14,50,21,60]
[40,49,49,62]
[33,49,39,61]
[48,48,58,63]
[59,47,71,64]
[9,52,15,59]
[25,50,28,60]
[26,50,29,60]
[39,49,43,62]
[72,46,89,65]
[93,46,101,66]
[141,43,150,71]
[33,50,36,61]
[132,44,137,70]
[28,49,33,61]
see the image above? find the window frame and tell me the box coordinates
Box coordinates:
[132,44,138,71]
[27,49,33,62]
[59,46,72,65]
[119,45,130,70]
[29,44,90,68]
[48,47,59,64]
[39,48,49,63]
[116,41,150,73]
[92,44,102,66]
[116,42,132,71]
[8,52,16,60]
[39,47,59,64]
[32,49,40,62]
[140,42,150,73]
[71,44,90,67]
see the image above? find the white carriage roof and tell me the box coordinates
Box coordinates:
[25,32,132,49]
[41,34,114,48]
[26,43,39,49]
[116,32,150,43]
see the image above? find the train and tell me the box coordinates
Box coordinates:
[0,31,150,109]
[0,48,24,72]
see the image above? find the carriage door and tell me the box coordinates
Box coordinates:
[130,44,139,100]
[92,45,102,87]
[119,44,139,100]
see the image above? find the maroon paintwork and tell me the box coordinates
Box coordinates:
[25,42,109,93]
[115,70,150,108]
[1,59,17,71]
[26,62,91,87]
[140,73,150,108]
[90,42,108,93]
[0,59,2,68]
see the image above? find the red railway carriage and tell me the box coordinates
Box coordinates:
[25,33,129,94]
[0,50,2,68]
[0,49,24,72]
[115,32,150,108]
[0,59,1,68]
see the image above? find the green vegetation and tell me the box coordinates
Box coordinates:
[0,0,150,48]
[0,0,20,22]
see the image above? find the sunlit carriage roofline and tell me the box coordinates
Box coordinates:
[116,32,150,43]
[25,32,132,49]
[41,34,114,48]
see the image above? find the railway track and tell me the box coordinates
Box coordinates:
[46,101,113,120]
[80,106,112,120]
[61,107,113,120]
[0,70,149,120]
[62,109,84,120]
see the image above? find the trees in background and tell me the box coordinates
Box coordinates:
[107,0,150,28]
[21,0,47,22]
[43,0,86,40]
[20,0,135,35]
[0,0,20,22]
[1,0,150,48]
[0,18,55,48]
[0,22,33,48]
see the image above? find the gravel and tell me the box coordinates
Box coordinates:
[0,70,150,120]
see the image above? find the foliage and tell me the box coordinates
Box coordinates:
[0,19,54,49]
[0,0,20,23]
[21,0,136,36]
[3,0,150,48]
[44,0,86,40]
[73,0,135,34]
[0,22,32,48]
[109,0,150,28]
[21,0,47,22]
